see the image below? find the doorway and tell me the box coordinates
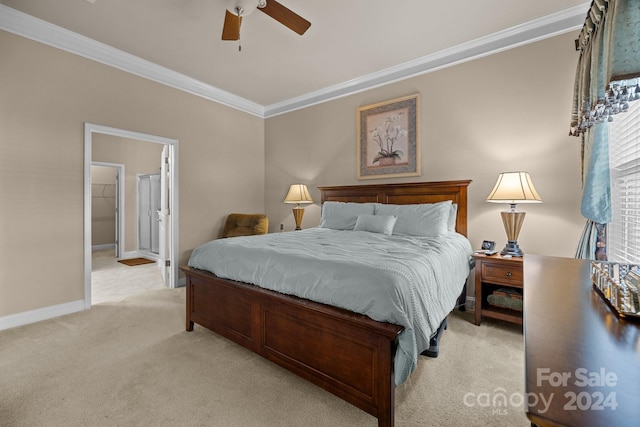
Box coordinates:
[84,123,179,309]
[91,162,124,258]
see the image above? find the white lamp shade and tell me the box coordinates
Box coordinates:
[284,184,313,204]
[486,172,542,204]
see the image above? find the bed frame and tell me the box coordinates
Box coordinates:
[181,180,471,427]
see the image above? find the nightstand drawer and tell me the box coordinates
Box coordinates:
[482,262,523,286]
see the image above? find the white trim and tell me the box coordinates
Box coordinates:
[121,250,140,260]
[0,5,264,118]
[84,123,180,310]
[0,3,589,118]
[466,296,476,311]
[264,4,589,117]
[86,123,177,146]
[0,300,85,331]
[92,243,116,251]
[136,251,159,262]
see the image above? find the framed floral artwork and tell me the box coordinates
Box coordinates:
[356,94,420,180]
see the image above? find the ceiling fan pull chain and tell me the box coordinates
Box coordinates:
[236,6,242,52]
[221,1,310,45]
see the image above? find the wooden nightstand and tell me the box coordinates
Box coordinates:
[473,253,524,326]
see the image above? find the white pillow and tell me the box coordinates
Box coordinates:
[319,202,376,230]
[448,203,458,232]
[354,214,397,236]
[374,201,452,237]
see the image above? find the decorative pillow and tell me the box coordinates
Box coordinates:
[319,202,376,230]
[354,214,397,236]
[374,201,452,237]
[448,203,458,232]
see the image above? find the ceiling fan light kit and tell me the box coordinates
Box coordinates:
[224,0,260,16]
[221,0,311,51]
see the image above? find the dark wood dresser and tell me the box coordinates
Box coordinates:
[524,255,640,427]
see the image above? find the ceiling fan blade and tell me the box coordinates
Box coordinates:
[258,0,311,35]
[221,9,242,40]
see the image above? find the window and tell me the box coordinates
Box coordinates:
[608,100,640,264]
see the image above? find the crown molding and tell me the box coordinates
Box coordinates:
[263,3,589,117]
[1,3,588,119]
[0,5,265,117]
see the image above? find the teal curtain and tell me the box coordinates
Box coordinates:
[571,0,640,258]
[581,123,611,223]
[576,220,599,259]
[576,221,608,260]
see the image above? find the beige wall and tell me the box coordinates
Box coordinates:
[265,31,584,257]
[0,27,586,321]
[92,134,164,253]
[0,30,264,317]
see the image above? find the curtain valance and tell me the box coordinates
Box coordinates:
[571,0,640,136]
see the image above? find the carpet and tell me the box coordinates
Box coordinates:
[117,257,155,266]
[0,288,529,427]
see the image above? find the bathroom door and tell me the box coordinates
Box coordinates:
[138,173,160,254]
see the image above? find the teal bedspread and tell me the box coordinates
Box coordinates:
[188,227,472,385]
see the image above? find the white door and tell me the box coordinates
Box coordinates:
[150,174,161,253]
[114,169,121,258]
[157,145,171,286]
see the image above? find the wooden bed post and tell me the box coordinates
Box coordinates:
[185,276,194,331]
[377,336,397,427]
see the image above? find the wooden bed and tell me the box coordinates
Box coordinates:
[181,180,471,427]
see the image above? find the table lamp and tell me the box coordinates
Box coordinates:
[284,184,313,230]
[486,172,542,256]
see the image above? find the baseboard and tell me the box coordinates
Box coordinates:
[122,250,158,261]
[92,243,115,251]
[0,299,86,331]
[177,276,186,287]
[466,296,476,311]
[120,250,141,260]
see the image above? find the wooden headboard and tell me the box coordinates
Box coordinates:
[318,180,471,237]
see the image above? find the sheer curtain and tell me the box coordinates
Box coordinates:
[570,0,640,259]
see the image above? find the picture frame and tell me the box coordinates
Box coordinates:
[356,94,420,180]
[482,240,496,251]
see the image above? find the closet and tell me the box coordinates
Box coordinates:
[91,165,118,251]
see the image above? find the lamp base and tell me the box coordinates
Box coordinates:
[501,240,523,257]
[292,206,305,230]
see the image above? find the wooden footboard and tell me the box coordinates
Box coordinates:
[183,180,472,426]
[182,266,403,427]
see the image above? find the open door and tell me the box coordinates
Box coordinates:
[84,123,180,308]
[157,145,171,286]
[114,168,122,258]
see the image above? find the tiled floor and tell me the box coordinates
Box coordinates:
[91,248,165,305]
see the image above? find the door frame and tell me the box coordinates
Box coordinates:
[91,162,125,258]
[84,123,179,308]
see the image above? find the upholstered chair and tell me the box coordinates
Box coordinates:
[222,213,269,238]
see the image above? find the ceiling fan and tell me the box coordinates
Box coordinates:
[222,0,311,48]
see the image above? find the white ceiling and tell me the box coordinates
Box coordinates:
[1,0,589,116]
